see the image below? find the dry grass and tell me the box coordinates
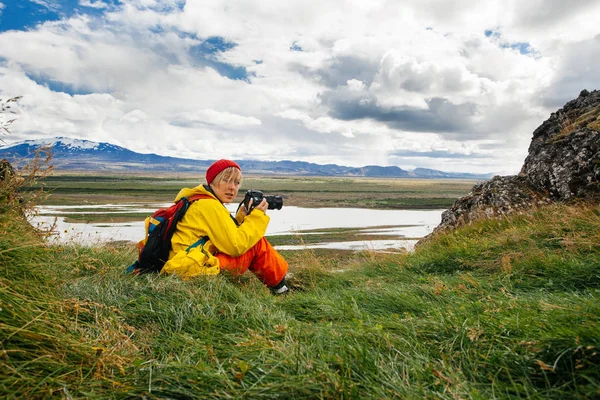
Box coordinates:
[556,105,600,138]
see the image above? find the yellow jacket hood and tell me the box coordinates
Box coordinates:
[173,184,217,203]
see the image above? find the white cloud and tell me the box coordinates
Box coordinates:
[120,109,148,124]
[174,109,262,127]
[78,0,109,9]
[0,0,598,174]
[29,0,61,12]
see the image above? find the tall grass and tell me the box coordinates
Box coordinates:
[1,196,599,398]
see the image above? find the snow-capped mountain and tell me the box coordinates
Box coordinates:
[0,137,493,179]
[1,137,148,159]
[0,137,211,171]
[7,137,109,151]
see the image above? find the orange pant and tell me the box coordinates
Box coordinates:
[216,237,288,288]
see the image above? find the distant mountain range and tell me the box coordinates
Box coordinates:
[0,137,494,180]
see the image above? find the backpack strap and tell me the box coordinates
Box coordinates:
[185,235,210,252]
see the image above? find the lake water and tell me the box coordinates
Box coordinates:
[31,203,444,252]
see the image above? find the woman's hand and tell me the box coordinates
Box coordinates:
[238,202,249,219]
[240,198,268,219]
[253,198,268,214]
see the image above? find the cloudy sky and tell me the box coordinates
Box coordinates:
[0,0,599,175]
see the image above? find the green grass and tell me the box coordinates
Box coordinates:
[1,200,599,398]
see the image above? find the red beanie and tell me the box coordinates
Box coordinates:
[206,159,241,184]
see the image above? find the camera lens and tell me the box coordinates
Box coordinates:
[265,195,283,210]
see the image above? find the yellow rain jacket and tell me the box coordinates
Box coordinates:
[161,184,269,278]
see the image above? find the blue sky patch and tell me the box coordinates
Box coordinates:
[145,0,185,12]
[485,29,533,55]
[188,36,251,81]
[149,25,165,34]
[205,59,252,81]
[195,36,237,55]
[0,0,120,32]
[290,41,302,51]
[1,0,63,31]
[25,72,99,95]
[503,42,531,55]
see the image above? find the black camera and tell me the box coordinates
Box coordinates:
[243,190,283,212]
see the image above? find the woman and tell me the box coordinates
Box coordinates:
[162,159,289,294]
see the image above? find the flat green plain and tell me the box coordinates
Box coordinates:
[37,172,478,209]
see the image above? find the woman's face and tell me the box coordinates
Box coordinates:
[210,169,242,204]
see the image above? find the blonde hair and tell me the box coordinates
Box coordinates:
[210,166,242,186]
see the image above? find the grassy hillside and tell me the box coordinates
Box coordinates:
[1,198,599,398]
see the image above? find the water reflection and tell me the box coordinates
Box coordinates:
[275,239,419,252]
[32,204,443,252]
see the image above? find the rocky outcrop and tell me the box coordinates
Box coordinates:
[521,89,600,199]
[0,159,15,182]
[426,89,600,237]
[433,175,553,232]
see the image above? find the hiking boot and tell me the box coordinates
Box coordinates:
[270,278,289,295]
